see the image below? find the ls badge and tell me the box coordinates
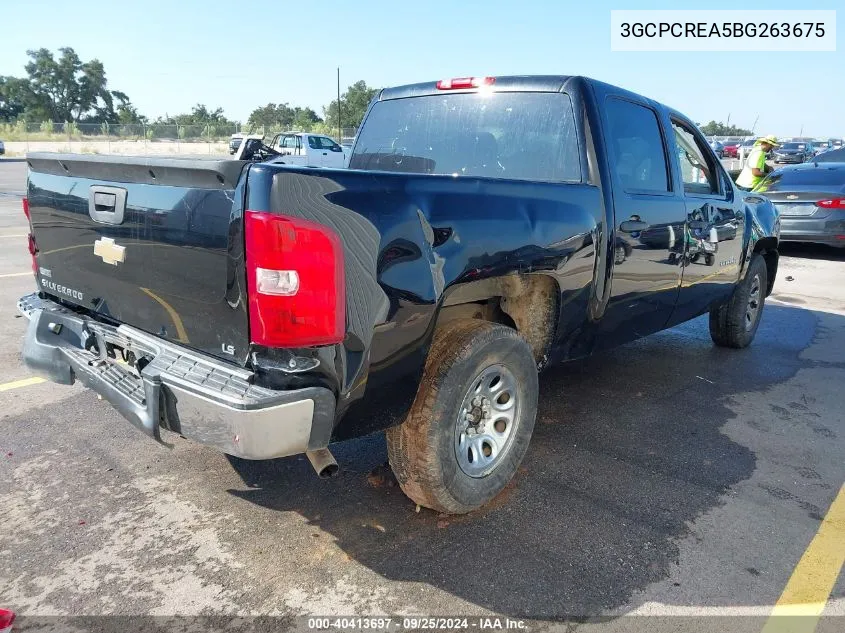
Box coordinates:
[93,237,126,265]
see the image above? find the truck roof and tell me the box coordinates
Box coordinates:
[377,75,696,130]
[379,75,576,100]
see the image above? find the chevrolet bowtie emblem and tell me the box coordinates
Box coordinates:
[786,194,799,200]
[93,237,126,265]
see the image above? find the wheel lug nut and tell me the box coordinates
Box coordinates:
[472,396,482,407]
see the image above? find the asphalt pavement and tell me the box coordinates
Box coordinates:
[0,160,843,631]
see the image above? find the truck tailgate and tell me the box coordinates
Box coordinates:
[26,153,251,364]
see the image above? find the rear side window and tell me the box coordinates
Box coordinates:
[307,136,320,150]
[759,166,845,189]
[606,98,669,194]
[671,119,719,195]
[350,92,581,182]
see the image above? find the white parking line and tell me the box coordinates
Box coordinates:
[0,272,32,278]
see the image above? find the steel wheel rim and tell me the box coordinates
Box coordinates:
[455,364,520,478]
[745,274,761,331]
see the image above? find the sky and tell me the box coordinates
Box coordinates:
[1,0,842,136]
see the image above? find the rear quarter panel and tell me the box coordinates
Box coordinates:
[246,165,601,438]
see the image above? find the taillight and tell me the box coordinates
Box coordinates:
[28,234,38,274]
[436,76,495,90]
[0,608,16,633]
[816,198,845,209]
[244,210,345,347]
[24,197,37,273]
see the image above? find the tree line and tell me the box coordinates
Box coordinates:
[698,121,753,137]
[0,47,379,134]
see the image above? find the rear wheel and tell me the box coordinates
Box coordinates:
[709,254,767,348]
[386,320,538,514]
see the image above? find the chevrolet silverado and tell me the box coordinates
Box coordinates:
[19,75,779,513]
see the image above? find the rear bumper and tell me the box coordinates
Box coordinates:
[18,293,335,459]
[779,212,845,247]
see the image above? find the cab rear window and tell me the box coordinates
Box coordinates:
[350,92,581,182]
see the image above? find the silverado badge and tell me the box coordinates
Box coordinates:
[93,237,126,265]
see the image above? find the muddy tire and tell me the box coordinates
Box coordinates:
[386,320,538,514]
[709,254,767,348]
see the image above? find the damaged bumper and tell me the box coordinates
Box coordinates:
[18,293,335,460]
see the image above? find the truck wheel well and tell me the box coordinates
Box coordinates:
[752,238,778,296]
[434,275,557,367]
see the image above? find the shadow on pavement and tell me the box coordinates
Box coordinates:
[227,304,822,619]
[780,242,845,262]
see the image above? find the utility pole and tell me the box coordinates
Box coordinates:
[337,67,341,142]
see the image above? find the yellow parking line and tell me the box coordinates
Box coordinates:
[761,484,845,633]
[0,271,32,278]
[140,287,190,343]
[0,376,46,392]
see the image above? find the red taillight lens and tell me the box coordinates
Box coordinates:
[816,198,845,209]
[23,197,30,220]
[244,210,345,347]
[0,608,15,633]
[436,76,495,90]
[28,234,38,274]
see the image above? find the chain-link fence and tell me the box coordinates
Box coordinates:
[0,122,358,156]
[0,121,241,142]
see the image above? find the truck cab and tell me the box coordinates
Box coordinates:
[270,132,348,168]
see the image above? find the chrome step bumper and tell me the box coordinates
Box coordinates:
[18,293,335,460]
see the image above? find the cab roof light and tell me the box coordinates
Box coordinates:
[436,77,495,90]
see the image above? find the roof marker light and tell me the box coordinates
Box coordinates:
[436,77,495,90]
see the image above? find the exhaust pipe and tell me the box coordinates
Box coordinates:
[306,448,339,478]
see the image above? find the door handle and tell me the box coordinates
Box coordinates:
[619,220,649,233]
[89,186,127,225]
[322,152,328,156]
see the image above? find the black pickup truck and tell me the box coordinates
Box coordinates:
[19,75,779,514]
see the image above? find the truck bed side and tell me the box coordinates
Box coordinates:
[245,165,603,439]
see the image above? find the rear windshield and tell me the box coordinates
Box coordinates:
[758,166,845,189]
[815,148,845,163]
[350,92,581,182]
[782,143,807,150]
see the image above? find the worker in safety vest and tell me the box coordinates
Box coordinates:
[736,135,779,190]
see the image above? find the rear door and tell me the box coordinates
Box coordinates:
[666,117,745,324]
[595,95,687,349]
[304,135,322,166]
